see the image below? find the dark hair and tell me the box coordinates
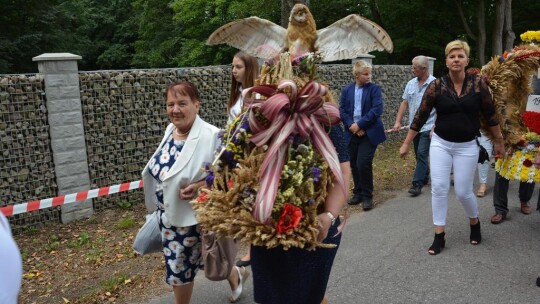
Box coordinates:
[227,52,259,112]
[165,81,200,102]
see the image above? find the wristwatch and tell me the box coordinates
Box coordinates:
[325,211,336,225]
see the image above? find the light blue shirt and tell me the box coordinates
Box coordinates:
[353,85,363,122]
[402,75,436,133]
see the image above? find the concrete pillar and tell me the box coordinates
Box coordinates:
[32,53,93,223]
[427,57,436,76]
[352,54,375,65]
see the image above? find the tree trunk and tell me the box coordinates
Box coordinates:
[491,0,505,56]
[281,0,308,27]
[454,0,477,40]
[367,0,385,29]
[477,0,487,66]
[502,0,515,51]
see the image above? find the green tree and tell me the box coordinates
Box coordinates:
[58,0,139,70]
[131,0,182,68]
[168,0,280,67]
[3,0,540,73]
[0,0,71,73]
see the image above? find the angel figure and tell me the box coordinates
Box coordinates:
[207,3,393,62]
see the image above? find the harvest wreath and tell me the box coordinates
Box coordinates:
[193,52,346,250]
[480,41,540,182]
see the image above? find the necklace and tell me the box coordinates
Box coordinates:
[174,128,190,137]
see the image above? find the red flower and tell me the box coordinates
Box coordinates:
[522,111,540,134]
[227,179,233,188]
[466,67,480,75]
[196,192,208,203]
[276,203,303,234]
[523,159,533,167]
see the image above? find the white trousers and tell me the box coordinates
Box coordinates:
[430,133,479,226]
[476,132,493,184]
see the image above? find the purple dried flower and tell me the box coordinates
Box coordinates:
[312,167,322,182]
[205,171,215,188]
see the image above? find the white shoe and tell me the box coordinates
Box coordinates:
[230,266,250,303]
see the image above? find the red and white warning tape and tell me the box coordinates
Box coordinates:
[1,127,410,217]
[0,180,144,217]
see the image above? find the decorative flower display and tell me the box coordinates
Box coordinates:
[496,149,540,183]
[496,132,540,183]
[193,53,345,250]
[522,111,540,134]
[481,42,540,183]
[520,31,540,43]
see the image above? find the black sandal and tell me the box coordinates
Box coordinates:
[470,219,481,245]
[428,232,446,255]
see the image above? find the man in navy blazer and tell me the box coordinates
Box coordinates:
[339,60,386,210]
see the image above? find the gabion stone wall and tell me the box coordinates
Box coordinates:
[0,74,60,229]
[1,64,412,231]
[79,67,230,210]
[80,64,410,210]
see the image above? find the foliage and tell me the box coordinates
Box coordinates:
[116,199,134,209]
[100,274,130,292]
[68,231,90,247]
[2,0,540,73]
[56,0,139,70]
[116,217,136,229]
[169,0,280,67]
[0,0,67,73]
[367,0,460,71]
[131,0,182,68]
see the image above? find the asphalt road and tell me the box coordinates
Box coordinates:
[148,175,540,304]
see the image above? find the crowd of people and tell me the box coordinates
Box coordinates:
[2,39,540,304]
[138,39,538,303]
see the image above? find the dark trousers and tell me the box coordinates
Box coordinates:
[348,135,377,203]
[493,172,535,215]
[412,131,431,186]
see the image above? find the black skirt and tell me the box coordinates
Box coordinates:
[251,218,342,304]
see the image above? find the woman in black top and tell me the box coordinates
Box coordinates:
[399,40,505,255]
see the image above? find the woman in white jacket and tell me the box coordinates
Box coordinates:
[142,81,246,304]
[0,212,22,304]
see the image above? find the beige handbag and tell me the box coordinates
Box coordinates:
[201,230,238,281]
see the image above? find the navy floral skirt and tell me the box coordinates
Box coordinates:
[157,208,202,286]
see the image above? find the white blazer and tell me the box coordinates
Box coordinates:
[142,115,220,227]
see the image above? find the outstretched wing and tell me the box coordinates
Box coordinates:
[207,17,287,60]
[316,15,393,62]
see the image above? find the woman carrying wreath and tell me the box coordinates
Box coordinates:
[196,52,351,303]
[250,123,350,304]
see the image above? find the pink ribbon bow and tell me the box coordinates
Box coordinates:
[243,80,346,223]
